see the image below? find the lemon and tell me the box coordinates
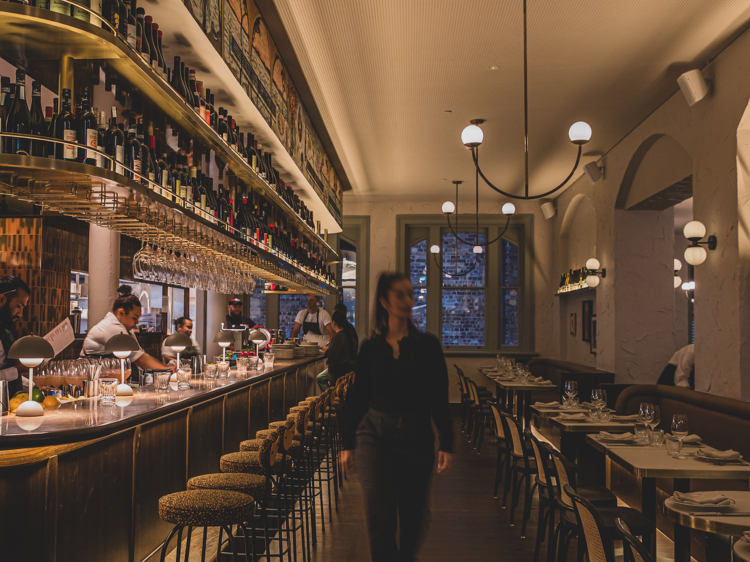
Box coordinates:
[9,396,24,413]
[42,395,61,410]
[12,391,28,400]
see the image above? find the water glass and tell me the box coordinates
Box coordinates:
[650,429,665,446]
[587,408,599,421]
[264,352,275,369]
[155,372,171,390]
[217,361,230,378]
[176,369,191,390]
[236,357,248,377]
[204,364,218,380]
[248,356,260,371]
[634,422,648,441]
[599,410,612,422]
[99,378,118,404]
[666,435,681,456]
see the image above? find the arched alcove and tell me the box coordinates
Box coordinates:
[735,102,750,401]
[614,135,692,384]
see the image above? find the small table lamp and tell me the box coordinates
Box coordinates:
[104,333,140,396]
[163,332,192,368]
[8,334,55,417]
[213,330,233,362]
[248,329,271,359]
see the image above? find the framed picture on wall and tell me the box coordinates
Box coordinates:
[582,300,594,342]
[590,316,597,354]
[570,313,576,336]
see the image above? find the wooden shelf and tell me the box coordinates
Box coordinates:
[555,286,596,297]
[0,2,338,258]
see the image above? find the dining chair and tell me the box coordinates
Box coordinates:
[527,431,557,562]
[453,365,472,432]
[498,411,538,536]
[565,484,616,562]
[615,518,654,562]
[490,404,511,500]
[466,378,495,452]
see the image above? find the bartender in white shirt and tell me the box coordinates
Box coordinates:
[290,295,333,347]
[0,276,31,397]
[657,343,695,389]
[83,285,175,374]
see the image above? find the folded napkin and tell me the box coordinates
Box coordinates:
[696,448,742,460]
[611,414,641,422]
[534,401,561,408]
[742,531,750,544]
[558,413,588,421]
[682,434,702,444]
[599,432,635,440]
[673,491,734,506]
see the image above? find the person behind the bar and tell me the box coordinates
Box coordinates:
[226,297,254,329]
[0,276,31,396]
[316,309,357,392]
[83,285,175,373]
[161,317,201,366]
[290,294,333,346]
[341,272,453,562]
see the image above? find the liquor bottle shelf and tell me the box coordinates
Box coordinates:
[0,1,339,257]
[0,150,335,295]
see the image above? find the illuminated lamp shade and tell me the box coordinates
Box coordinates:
[684,245,707,266]
[586,258,600,271]
[214,330,234,362]
[461,124,484,147]
[8,334,55,417]
[442,201,455,214]
[502,203,516,215]
[473,246,483,254]
[430,245,440,254]
[586,275,600,288]
[164,332,191,352]
[568,121,592,144]
[674,275,682,289]
[682,281,696,291]
[674,259,682,272]
[683,220,706,241]
[104,333,140,396]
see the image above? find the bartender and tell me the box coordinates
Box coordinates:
[83,285,175,374]
[226,297,255,348]
[0,276,31,396]
[162,317,201,365]
[290,295,333,346]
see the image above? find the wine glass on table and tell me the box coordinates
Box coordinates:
[564,381,578,408]
[671,414,689,459]
[639,402,654,437]
[592,389,607,416]
[648,405,661,442]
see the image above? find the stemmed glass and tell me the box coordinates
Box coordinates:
[648,405,661,439]
[671,414,689,459]
[591,389,607,415]
[564,381,578,401]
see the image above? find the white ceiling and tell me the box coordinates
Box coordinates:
[272,0,750,200]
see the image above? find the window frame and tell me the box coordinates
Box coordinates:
[397,214,535,353]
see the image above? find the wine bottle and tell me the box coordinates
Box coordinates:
[157,145,169,197]
[102,0,119,31]
[143,16,156,68]
[54,89,76,161]
[136,121,149,185]
[196,81,206,122]
[203,88,212,125]
[124,121,141,180]
[96,110,107,167]
[217,107,228,142]
[46,98,59,158]
[103,106,124,173]
[134,3,144,55]
[72,0,89,22]
[179,61,189,99]
[246,133,258,172]
[118,1,128,35]
[0,78,9,152]
[169,152,180,203]
[179,154,189,205]
[42,106,53,156]
[197,170,207,219]
[171,56,187,98]
[29,81,46,158]
[49,0,70,15]
[209,93,217,130]
[125,3,136,48]
[6,71,31,156]
[77,87,98,165]
[147,135,158,187]
[157,28,166,78]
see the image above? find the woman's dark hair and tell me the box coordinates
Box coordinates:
[112,285,141,314]
[373,272,415,336]
[174,317,192,330]
[331,310,347,328]
[333,302,347,314]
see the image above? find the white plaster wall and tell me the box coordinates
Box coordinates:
[674,236,690,350]
[625,136,693,209]
[561,291,597,367]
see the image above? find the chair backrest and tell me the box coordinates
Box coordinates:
[527,430,550,485]
[615,518,653,562]
[259,431,279,472]
[454,364,465,378]
[490,404,505,439]
[548,448,576,508]
[466,379,482,406]
[499,411,525,457]
[565,484,614,562]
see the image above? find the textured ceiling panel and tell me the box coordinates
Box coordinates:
[273,0,750,200]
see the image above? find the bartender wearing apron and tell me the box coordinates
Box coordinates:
[290,295,333,347]
[162,317,202,365]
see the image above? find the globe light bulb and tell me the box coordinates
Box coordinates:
[684,245,707,266]
[586,258,600,271]
[568,121,592,144]
[586,275,600,288]
[502,202,516,215]
[442,201,455,214]
[683,220,706,241]
[430,245,440,254]
[473,246,483,254]
[461,124,484,147]
[673,259,682,272]
[674,275,682,288]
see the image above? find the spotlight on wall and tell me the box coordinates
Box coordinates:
[683,221,716,265]
[541,201,556,220]
[583,161,603,184]
[673,258,683,288]
[677,69,710,107]
[585,258,606,288]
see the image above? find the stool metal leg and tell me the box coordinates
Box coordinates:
[160,526,183,562]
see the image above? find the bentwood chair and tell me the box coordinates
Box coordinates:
[527,431,557,562]
[498,411,538,536]
[565,485,616,562]
[615,519,654,562]
[466,378,495,452]
[490,404,510,500]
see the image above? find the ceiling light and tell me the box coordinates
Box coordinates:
[683,220,716,265]
[473,246,483,254]
[541,201,555,220]
[461,124,484,148]
[569,122,592,144]
[502,203,516,215]
[430,245,440,254]
[442,201,455,214]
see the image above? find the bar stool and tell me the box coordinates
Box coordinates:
[157,489,253,562]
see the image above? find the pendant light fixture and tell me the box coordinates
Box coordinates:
[460,0,592,200]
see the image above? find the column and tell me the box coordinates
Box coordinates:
[206,291,230,360]
[87,224,119,328]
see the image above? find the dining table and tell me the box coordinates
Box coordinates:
[479,368,557,428]
[586,436,750,562]
[734,539,750,562]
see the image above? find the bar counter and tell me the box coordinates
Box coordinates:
[0,355,326,562]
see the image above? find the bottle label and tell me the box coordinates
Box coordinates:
[152,59,160,71]
[148,172,155,184]
[133,157,141,181]
[136,36,142,53]
[200,194,206,211]
[115,145,124,174]
[205,109,211,124]
[63,129,76,160]
[86,129,97,161]
[50,0,68,14]
[142,52,150,64]
[252,155,257,171]
[127,25,137,48]
[222,133,228,142]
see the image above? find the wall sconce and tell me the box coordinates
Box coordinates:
[673,259,683,288]
[683,221,716,265]
[585,258,606,287]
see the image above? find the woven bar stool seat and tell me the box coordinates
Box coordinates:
[158,490,254,527]
[221,451,293,475]
[187,473,265,501]
[241,438,301,456]
[305,396,318,401]
[289,406,309,414]
[256,428,277,439]
[268,420,290,430]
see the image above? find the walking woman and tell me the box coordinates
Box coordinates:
[341,272,453,562]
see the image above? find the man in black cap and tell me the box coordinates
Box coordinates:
[226,297,254,330]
